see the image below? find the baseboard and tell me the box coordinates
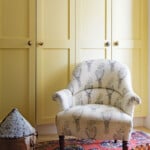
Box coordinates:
[133,117,145,127]
[36,124,57,135]
[145,116,150,129]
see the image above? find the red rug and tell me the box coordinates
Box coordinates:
[35,131,150,150]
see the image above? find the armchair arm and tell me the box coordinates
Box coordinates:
[121,92,141,116]
[52,89,73,111]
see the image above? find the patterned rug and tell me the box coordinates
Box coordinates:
[35,131,150,150]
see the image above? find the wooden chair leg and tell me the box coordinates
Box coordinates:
[59,135,65,150]
[123,141,128,150]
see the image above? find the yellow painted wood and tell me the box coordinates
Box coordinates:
[75,0,148,117]
[0,0,147,125]
[0,0,36,125]
[112,0,148,116]
[76,0,108,62]
[36,0,148,124]
[36,0,75,124]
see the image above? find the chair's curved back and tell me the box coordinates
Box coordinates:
[68,59,133,107]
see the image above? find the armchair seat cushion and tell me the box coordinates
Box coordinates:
[56,104,132,140]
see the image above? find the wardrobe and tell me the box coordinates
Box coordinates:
[0,0,148,125]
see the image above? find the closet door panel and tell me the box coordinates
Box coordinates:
[42,0,70,41]
[76,0,109,62]
[112,0,148,116]
[37,49,70,124]
[79,49,105,62]
[112,0,141,40]
[0,49,29,117]
[113,48,147,117]
[0,0,36,124]
[37,0,75,124]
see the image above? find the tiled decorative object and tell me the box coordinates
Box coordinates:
[0,108,37,150]
[0,108,36,138]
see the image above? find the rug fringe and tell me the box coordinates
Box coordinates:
[134,143,150,150]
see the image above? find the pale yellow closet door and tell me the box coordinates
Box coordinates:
[111,0,148,116]
[0,0,36,124]
[36,0,75,124]
[76,0,111,63]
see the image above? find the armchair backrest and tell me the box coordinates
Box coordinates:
[68,59,133,107]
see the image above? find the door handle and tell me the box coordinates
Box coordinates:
[105,41,110,47]
[38,42,44,46]
[27,40,32,46]
[113,41,119,46]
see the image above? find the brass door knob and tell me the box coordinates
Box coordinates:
[27,40,32,46]
[105,41,110,47]
[38,42,44,46]
[113,41,119,46]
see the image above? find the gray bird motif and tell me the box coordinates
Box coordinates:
[85,60,94,72]
[95,69,104,87]
[85,89,93,104]
[73,65,82,87]
[109,60,116,72]
[72,108,83,132]
[106,88,114,105]
[118,68,127,88]
[102,111,112,134]
[85,120,97,139]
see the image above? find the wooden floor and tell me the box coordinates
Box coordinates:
[134,126,150,133]
[37,126,150,143]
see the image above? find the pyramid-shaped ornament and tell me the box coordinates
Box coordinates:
[0,108,36,138]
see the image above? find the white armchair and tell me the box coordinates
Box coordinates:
[53,59,141,150]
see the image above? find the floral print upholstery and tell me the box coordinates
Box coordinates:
[53,59,141,141]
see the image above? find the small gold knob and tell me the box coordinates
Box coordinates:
[105,41,110,47]
[114,41,119,46]
[38,42,44,46]
[27,40,32,46]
